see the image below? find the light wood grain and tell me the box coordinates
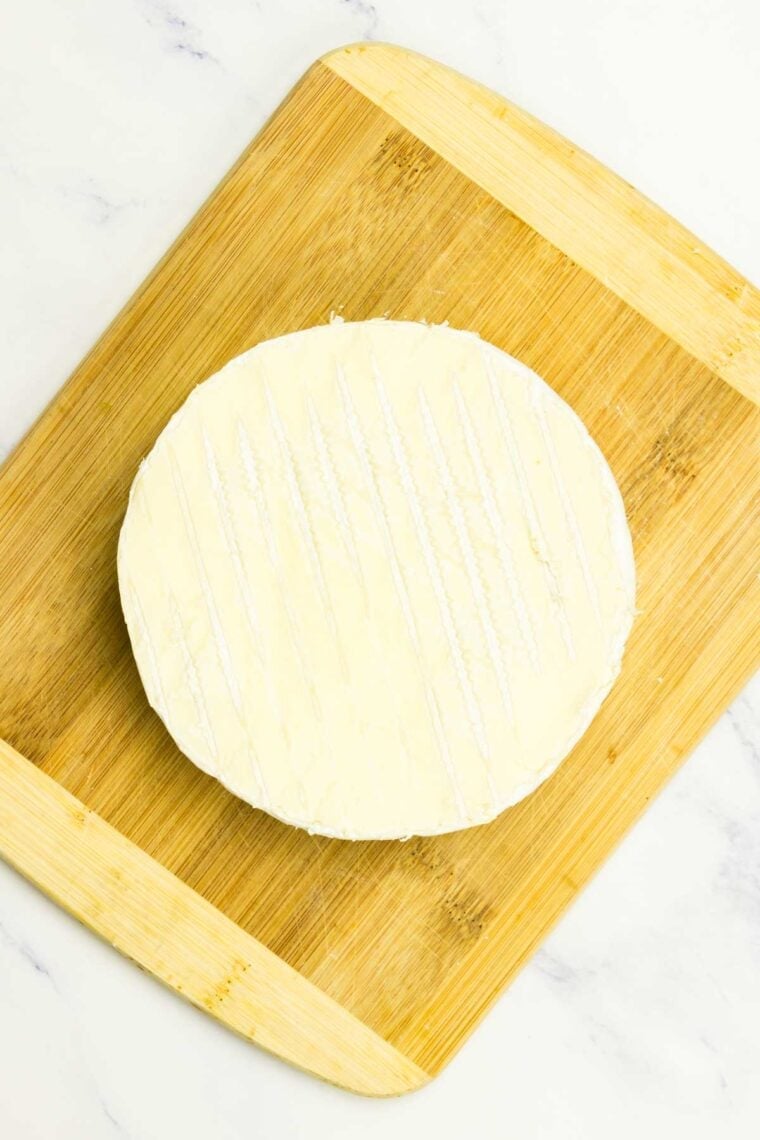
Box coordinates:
[0,45,758,1092]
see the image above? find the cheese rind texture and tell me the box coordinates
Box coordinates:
[118,320,635,839]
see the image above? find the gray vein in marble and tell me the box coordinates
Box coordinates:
[672,780,760,933]
[538,949,657,1082]
[472,0,505,65]
[716,816,760,922]
[726,696,760,769]
[340,0,379,40]
[62,180,143,226]
[0,917,57,987]
[533,947,587,986]
[141,0,219,64]
[535,945,737,1102]
[1,155,142,225]
[698,1034,730,1096]
[98,1094,130,1138]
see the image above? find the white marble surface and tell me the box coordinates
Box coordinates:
[1,1,759,1136]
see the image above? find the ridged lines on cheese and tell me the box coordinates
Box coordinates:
[374,362,493,775]
[237,418,323,728]
[170,593,219,763]
[236,418,323,816]
[337,365,468,822]
[483,350,576,659]
[169,449,270,798]
[530,384,603,626]
[202,428,279,805]
[307,396,368,601]
[452,382,541,672]
[264,386,346,674]
[124,580,169,723]
[262,388,358,831]
[136,480,219,766]
[419,388,514,740]
[170,453,242,711]
[309,391,418,818]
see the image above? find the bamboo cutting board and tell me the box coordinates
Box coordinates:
[0,44,758,1095]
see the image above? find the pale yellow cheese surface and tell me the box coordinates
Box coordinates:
[118,320,635,839]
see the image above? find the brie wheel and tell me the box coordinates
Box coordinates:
[118,320,635,839]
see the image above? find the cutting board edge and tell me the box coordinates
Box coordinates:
[0,738,429,1098]
[323,43,760,406]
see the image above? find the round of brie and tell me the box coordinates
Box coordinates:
[118,320,635,839]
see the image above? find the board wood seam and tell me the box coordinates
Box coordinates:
[0,738,428,1097]
[323,44,760,406]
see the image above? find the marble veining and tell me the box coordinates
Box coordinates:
[140,0,218,63]
[0,916,56,984]
[340,0,380,40]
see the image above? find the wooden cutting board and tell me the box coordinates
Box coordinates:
[0,44,758,1096]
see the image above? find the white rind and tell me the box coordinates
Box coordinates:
[118,319,636,840]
